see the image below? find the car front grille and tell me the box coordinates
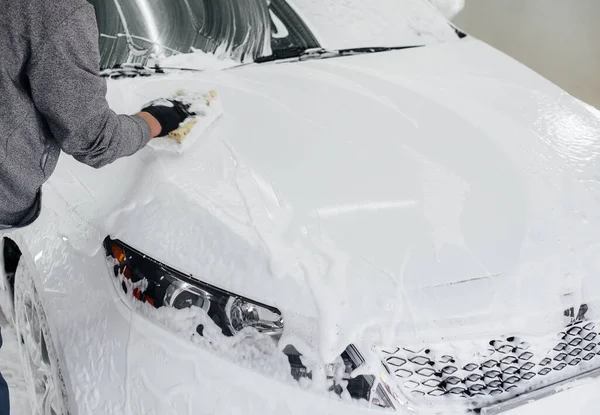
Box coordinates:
[381,319,600,409]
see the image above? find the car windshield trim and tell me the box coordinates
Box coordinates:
[99,45,426,78]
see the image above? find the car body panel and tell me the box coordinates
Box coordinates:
[286,0,459,49]
[6,35,600,413]
[56,37,600,345]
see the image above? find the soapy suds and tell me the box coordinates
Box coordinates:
[158,50,239,71]
[287,0,460,50]
[97,37,600,409]
[426,0,465,19]
[1,1,600,413]
[113,268,293,383]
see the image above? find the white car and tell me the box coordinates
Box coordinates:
[2,0,600,414]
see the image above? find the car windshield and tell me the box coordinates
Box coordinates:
[90,0,458,70]
[91,0,319,69]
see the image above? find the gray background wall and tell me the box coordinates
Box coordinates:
[453,0,600,109]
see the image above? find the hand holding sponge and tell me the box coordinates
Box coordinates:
[168,90,218,143]
[141,89,218,143]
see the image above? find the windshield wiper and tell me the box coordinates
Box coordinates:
[255,45,423,64]
[339,45,423,54]
[100,64,165,79]
[255,47,344,63]
[99,63,206,79]
[254,46,315,63]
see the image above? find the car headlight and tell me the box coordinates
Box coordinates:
[103,238,284,338]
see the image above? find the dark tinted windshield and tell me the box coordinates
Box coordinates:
[90,0,319,69]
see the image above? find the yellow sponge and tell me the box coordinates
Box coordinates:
[167,89,218,143]
[168,118,199,143]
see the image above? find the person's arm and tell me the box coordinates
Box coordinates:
[27,4,157,169]
[137,112,162,138]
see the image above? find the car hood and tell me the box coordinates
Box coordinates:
[61,38,600,361]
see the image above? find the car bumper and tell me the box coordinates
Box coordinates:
[38,271,383,414]
[482,366,600,414]
[108,298,385,415]
[95,297,600,415]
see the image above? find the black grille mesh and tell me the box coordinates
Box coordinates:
[382,320,600,402]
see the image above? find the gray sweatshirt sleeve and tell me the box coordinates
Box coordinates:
[27,4,151,169]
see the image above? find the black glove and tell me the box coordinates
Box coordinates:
[141,99,196,137]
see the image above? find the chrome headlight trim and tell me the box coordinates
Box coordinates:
[103,237,284,338]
